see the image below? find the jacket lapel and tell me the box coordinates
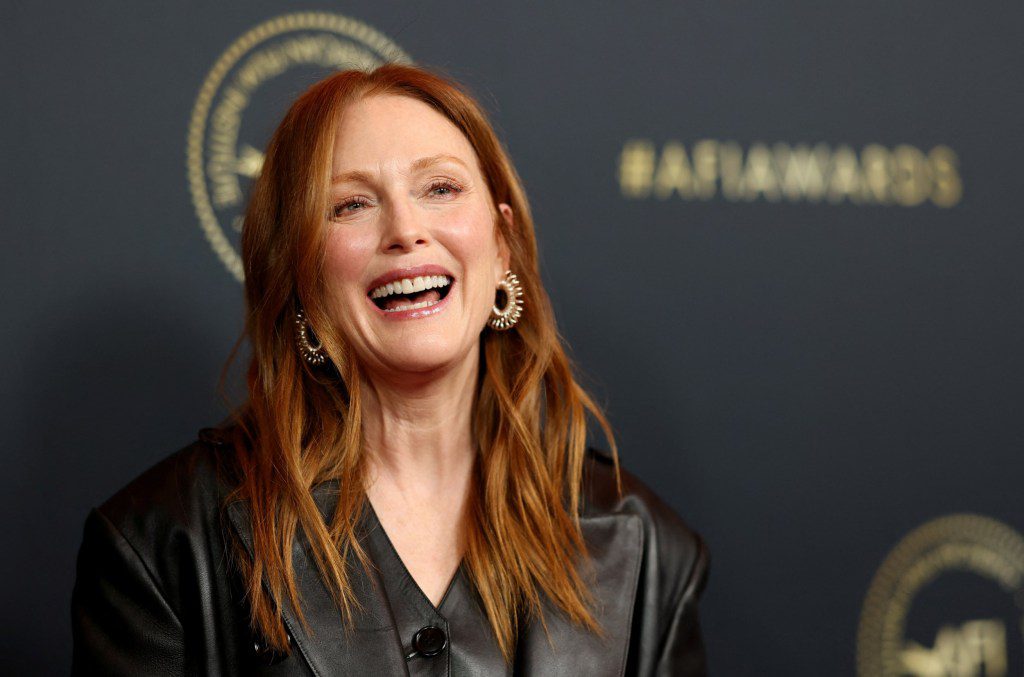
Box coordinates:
[227,485,644,676]
[226,483,408,677]
[516,513,644,677]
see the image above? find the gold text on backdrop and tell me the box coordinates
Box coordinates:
[619,140,962,208]
[187,12,411,281]
[857,514,1024,676]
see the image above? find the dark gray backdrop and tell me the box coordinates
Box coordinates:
[4,2,1023,674]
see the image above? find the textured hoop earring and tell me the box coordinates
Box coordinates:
[488,270,524,330]
[294,307,327,366]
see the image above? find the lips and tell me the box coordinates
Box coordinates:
[364,264,456,320]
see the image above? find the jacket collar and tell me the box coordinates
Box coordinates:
[226,481,407,675]
[226,483,643,676]
[516,513,644,677]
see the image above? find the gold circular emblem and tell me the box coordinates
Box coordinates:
[187,12,411,281]
[857,513,1024,676]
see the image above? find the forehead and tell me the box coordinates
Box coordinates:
[331,93,480,174]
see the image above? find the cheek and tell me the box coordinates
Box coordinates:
[323,230,375,305]
[437,209,501,273]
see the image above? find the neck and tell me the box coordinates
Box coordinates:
[360,349,479,500]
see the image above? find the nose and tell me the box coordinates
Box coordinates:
[380,197,429,253]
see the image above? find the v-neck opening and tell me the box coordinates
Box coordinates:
[364,499,463,614]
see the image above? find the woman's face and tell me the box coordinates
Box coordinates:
[323,93,511,380]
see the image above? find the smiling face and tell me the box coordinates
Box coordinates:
[323,93,511,379]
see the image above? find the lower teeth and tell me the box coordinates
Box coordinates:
[384,298,440,313]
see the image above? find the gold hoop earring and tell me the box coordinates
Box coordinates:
[294,307,327,366]
[488,270,524,330]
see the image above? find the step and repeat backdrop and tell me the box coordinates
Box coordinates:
[4,3,1022,674]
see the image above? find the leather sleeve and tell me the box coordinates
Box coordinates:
[71,507,186,676]
[654,534,710,676]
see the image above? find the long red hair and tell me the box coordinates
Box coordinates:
[225,63,619,662]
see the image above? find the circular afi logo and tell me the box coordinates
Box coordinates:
[857,514,1024,677]
[187,12,411,281]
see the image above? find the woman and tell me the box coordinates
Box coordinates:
[71,63,709,676]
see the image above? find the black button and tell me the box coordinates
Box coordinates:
[252,631,292,666]
[412,626,447,657]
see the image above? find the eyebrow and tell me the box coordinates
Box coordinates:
[331,154,470,185]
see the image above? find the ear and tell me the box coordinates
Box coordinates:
[495,202,514,282]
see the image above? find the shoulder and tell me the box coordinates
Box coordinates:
[90,427,241,562]
[72,428,250,669]
[581,448,710,603]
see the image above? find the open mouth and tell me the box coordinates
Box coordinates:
[368,274,454,313]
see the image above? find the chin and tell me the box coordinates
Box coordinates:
[372,335,476,376]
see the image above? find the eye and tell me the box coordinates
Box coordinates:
[426,180,463,198]
[329,197,370,220]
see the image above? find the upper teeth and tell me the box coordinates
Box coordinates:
[370,275,451,299]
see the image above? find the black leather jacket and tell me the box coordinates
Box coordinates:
[71,429,710,675]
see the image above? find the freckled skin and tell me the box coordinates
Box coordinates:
[324,94,512,380]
